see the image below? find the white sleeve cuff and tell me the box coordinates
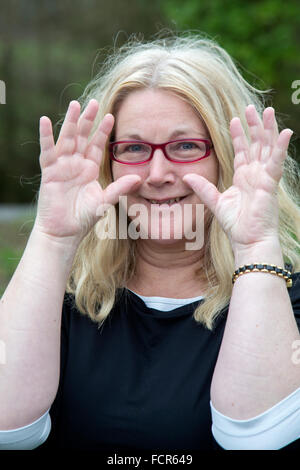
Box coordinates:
[0,410,51,450]
[211,386,300,450]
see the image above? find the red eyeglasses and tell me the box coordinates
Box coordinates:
[109,139,213,165]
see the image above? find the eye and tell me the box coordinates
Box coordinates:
[169,141,200,152]
[125,143,148,153]
[178,142,198,150]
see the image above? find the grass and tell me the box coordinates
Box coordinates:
[0,217,34,296]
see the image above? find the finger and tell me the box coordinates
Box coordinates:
[261,107,279,162]
[245,104,264,142]
[245,104,264,161]
[101,175,142,207]
[39,116,56,168]
[76,99,99,155]
[230,117,249,167]
[262,107,279,144]
[56,100,81,155]
[265,129,293,181]
[86,114,115,165]
[182,173,220,215]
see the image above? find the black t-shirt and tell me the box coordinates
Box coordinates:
[40,272,300,451]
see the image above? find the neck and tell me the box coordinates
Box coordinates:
[127,239,206,298]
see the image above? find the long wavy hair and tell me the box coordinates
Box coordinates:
[66,32,300,330]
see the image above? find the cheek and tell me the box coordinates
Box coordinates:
[208,159,219,186]
[186,155,219,186]
[111,162,146,181]
[111,162,122,181]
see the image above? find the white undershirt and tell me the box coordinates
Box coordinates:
[0,292,299,450]
[130,291,204,311]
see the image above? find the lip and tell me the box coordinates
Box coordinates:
[142,196,189,204]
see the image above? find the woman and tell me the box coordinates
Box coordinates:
[0,34,299,451]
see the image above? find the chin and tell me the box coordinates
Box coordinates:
[125,201,204,250]
[132,216,194,246]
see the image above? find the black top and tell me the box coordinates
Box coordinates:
[40,273,300,452]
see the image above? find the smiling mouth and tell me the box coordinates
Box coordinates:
[145,196,186,205]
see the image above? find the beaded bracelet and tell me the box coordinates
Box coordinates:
[232,263,293,288]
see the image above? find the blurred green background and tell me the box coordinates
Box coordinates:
[0,0,300,293]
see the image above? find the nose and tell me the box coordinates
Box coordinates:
[145,149,176,186]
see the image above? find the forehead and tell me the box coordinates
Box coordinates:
[114,88,208,138]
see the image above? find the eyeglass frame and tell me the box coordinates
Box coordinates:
[108,138,214,165]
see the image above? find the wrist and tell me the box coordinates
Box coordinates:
[30,224,80,265]
[232,237,284,270]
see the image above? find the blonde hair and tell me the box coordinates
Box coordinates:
[66,33,300,330]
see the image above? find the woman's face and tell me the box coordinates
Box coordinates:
[112,88,219,248]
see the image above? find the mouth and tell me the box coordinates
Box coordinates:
[144,196,186,206]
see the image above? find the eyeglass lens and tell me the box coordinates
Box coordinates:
[113,140,208,162]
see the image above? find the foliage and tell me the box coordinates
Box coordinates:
[159,0,300,163]
[0,0,163,203]
[162,0,300,81]
[0,0,299,204]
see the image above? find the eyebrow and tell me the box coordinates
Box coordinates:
[119,128,208,141]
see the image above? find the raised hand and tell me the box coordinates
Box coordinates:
[183,105,293,252]
[35,100,141,242]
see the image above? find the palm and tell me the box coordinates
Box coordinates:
[184,105,293,249]
[36,100,140,240]
[214,160,278,246]
[38,155,103,238]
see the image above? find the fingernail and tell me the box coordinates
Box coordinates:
[69,100,80,109]
[89,99,98,106]
[133,178,141,186]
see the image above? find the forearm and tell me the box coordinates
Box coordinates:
[0,225,78,429]
[210,238,300,420]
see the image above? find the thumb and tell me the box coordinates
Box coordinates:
[182,173,220,215]
[102,175,141,206]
